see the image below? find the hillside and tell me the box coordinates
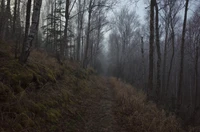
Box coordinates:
[0,42,196,132]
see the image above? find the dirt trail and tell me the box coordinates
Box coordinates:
[84,81,120,132]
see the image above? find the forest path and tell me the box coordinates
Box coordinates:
[84,80,121,132]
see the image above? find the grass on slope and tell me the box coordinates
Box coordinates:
[0,41,198,132]
[109,78,200,132]
[0,41,96,131]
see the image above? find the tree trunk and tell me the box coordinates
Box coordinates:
[76,0,85,61]
[13,0,18,58]
[62,0,70,59]
[0,0,5,38]
[166,23,175,92]
[83,0,93,68]
[20,0,42,63]
[155,0,161,100]
[194,46,199,114]
[20,0,32,62]
[177,0,189,113]
[5,0,11,39]
[141,36,145,90]
[148,0,155,96]
[162,25,168,97]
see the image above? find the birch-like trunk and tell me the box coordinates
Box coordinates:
[20,0,42,63]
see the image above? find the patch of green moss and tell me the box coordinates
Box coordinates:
[12,124,23,132]
[74,69,89,79]
[16,113,35,127]
[0,60,34,91]
[44,100,59,107]
[46,108,61,123]
[46,71,56,82]
[27,101,46,115]
[0,82,15,102]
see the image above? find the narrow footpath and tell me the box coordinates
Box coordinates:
[84,81,121,132]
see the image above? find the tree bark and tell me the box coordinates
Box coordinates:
[155,0,161,100]
[194,46,199,114]
[4,0,11,39]
[166,21,175,92]
[148,0,155,96]
[177,0,189,113]
[20,0,42,63]
[162,25,168,97]
[83,0,93,68]
[20,0,32,62]
[0,0,5,38]
[141,36,145,90]
[62,0,70,59]
[13,0,18,58]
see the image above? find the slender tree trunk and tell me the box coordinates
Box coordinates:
[141,36,146,90]
[155,0,161,99]
[148,0,155,96]
[194,46,199,113]
[20,0,42,63]
[0,0,5,38]
[13,0,17,36]
[53,1,57,53]
[162,26,168,97]
[76,0,82,61]
[83,0,93,68]
[5,0,11,39]
[20,0,32,62]
[13,0,18,58]
[62,0,70,59]
[166,25,175,91]
[177,0,189,113]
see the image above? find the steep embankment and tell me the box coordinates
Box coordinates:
[0,41,197,132]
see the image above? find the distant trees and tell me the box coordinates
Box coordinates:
[108,7,140,82]
[107,0,200,123]
[0,0,114,68]
[83,0,113,68]
[39,0,113,67]
[186,6,200,120]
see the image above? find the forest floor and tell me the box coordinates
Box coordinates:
[0,42,198,132]
[83,80,119,132]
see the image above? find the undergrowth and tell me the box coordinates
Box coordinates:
[0,41,199,132]
[109,77,186,132]
[0,41,95,131]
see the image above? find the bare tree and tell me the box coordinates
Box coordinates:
[148,0,155,96]
[20,0,43,63]
[155,0,161,99]
[177,0,189,113]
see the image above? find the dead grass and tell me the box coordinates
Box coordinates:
[0,46,94,131]
[109,77,184,132]
[1,41,199,131]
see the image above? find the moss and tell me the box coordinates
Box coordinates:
[61,90,69,102]
[46,109,61,123]
[0,82,14,102]
[16,113,35,127]
[50,125,59,132]
[0,61,34,90]
[45,68,57,82]
[44,100,59,107]
[27,101,47,115]
[14,85,24,93]
[87,67,96,75]
[12,124,23,132]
